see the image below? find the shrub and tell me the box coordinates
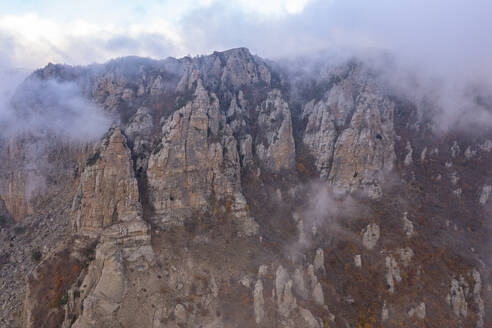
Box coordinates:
[86,151,101,166]
[13,226,26,235]
[56,292,68,307]
[31,249,42,262]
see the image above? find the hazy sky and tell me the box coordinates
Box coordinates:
[0,0,489,72]
[1,0,491,132]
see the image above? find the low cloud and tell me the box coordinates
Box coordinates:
[1,0,492,136]
[180,0,492,133]
[2,76,111,142]
[288,181,366,256]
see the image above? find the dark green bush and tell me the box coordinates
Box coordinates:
[86,151,101,166]
[31,249,42,262]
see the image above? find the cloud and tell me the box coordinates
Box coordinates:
[179,0,492,132]
[288,182,366,255]
[5,77,111,142]
[0,1,491,133]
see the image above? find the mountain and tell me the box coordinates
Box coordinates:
[0,48,490,327]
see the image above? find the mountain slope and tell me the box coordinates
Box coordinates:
[0,48,490,328]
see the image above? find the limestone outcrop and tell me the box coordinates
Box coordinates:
[147,80,257,235]
[255,89,296,172]
[71,129,142,237]
[302,72,396,198]
[0,48,489,328]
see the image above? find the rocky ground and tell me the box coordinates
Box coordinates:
[0,48,490,327]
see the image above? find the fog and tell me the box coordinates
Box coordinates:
[181,0,492,132]
[1,0,491,137]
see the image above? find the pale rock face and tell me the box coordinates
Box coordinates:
[404,141,413,166]
[354,254,362,268]
[219,47,271,90]
[453,188,462,198]
[361,223,380,250]
[253,279,265,324]
[472,270,485,328]
[397,247,414,267]
[294,268,309,299]
[73,243,126,327]
[302,98,337,178]
[381,300,389,321]
[302,76,396,196]
[240,276,251,288]
[258,264,268,277]
[402,212,415,237]
[447,277,468,317]
[314,248,325,274]
[71,129,141,237]
[3,171,34,222]
[299,308,321,328]
[450,141,460,158]
[239,134,254,167]
[479,139,492,152]
[302,80,355,178]
[174,304,187,323]
[385,255,402,294]
[147,80,257,234]
[307,264,318,290]
[479,185,491,205]
[312,282,325,306]
[328,82,396,198]
[408,302,426,320]
[255,89,296,172]
[275,265,297,317]
[124,107,154,172]
[449,171,460,185]
[464,146,476,159]
[420,146,427,163]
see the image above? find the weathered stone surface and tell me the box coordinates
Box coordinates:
[361,223,380,250]
[3,171,32,222]
[313,248,325,274]
[408,302,426,320]
[447,277,468,318]
[299,308,321,328]
[402,212,415,237]
[72,243,126,328]
[302,74,396,197]
[479,185,491,205]
[147,79,257,234]
[275,265,297,317]
[253,279,265,324]
[397,247,414,267]
[472,270,485,328]
[71,129,141,237]
[302,80,355,178]
[124,107,155,172]
[294,268,308,299]
[329,82,395,197]
[2,48,491,328]
[385,255,401,294]
[256,89,296,172]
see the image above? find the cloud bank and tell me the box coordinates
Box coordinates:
[0,0,491,133]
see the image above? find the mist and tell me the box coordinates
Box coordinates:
[288,182,367,257]
[1,0,491,136]
[5,77,111,141]
[180,0,492,133]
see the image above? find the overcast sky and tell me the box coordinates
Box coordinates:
[0,0,489,71]
[1,0,491,132]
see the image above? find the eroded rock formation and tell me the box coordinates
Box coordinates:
[0,48,489,328]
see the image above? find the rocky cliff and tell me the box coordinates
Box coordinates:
[0,48,490,328]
